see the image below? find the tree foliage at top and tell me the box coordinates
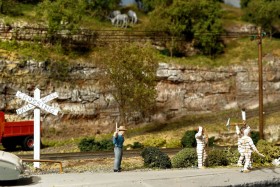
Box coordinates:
[241,0,280,36]
[85,0,121,19]
[192,0,224,55]
[141,0,172,13]
[0,0,22,16]
[240,0,250,8]
[146,0,224,56]
[36,0,121,33]
[100,42,158,125]
[36,0,86,33]
[16,0,42,4]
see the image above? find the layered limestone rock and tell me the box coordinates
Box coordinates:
[0,55,280,139]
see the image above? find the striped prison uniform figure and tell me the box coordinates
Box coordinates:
[237,126,252,168]
[238,128,259,172]
[195,126,208,169]
[236,125,245,166]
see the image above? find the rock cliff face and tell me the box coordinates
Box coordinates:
[0,55,280,135]
[156,55,280,114]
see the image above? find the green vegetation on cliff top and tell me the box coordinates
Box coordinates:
[0,1,280,67]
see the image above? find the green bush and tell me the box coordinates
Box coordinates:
[250,131,260,145]
[171,148,197,168]
[208,136,215,147]
[207,149,229,167]
[181,130,197,148]
[78,137,114,152]
[99,139,114,151]
[48,60,70,81]
[78,137,95,152]
[224,147,240,165]
[127,142,144,149]
[252,140,280,165]
[0,0,22,16]
[141,147,172,169]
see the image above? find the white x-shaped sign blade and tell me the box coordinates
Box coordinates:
[16,91,58,115]
[16,92,58,115]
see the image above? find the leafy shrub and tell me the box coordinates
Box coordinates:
[207,149,229,167]
[85,0,120,18]
[78,137,95,152]
[224,147,240,165]
[208,136,215,147]
[141,147,172,169]
[48,60,70,81]
[98,139,114,151]
[78,137,114,152]
[250,131,260,145]
[171,148,197,168]
[181,130,197,148]
[0,0,22,16]
[252,140,280,165]
[143,137,166,147]
[127,142,144,149]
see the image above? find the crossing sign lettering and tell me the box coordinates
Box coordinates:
[16,91,58,115]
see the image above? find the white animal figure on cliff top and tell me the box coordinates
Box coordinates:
[128,10,137,24]
[110,10,121,18]
[111,14,128,28]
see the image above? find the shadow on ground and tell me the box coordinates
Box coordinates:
[0,176,40,186]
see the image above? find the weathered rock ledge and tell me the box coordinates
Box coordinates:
[0,55,280,138]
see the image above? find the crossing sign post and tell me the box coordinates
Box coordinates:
[16,88,59,168]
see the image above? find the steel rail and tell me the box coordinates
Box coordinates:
[17,148,182,160]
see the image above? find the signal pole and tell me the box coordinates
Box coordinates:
[257,27,264,139]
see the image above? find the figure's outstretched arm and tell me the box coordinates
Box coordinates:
[249,138,264,157]
[195,126,203,139]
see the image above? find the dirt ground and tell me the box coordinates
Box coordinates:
[16,142,145,175]
[25,156,144,175]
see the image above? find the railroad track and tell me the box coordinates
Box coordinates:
[16,148,182,160]
[16,146,237,161]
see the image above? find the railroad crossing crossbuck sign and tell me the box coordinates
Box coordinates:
[16,88,59,168]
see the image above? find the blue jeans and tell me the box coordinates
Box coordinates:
[114,147,123,170]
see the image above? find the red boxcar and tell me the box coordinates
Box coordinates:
[0,112,35,151]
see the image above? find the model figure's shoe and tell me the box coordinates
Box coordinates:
[241,169,250,173]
